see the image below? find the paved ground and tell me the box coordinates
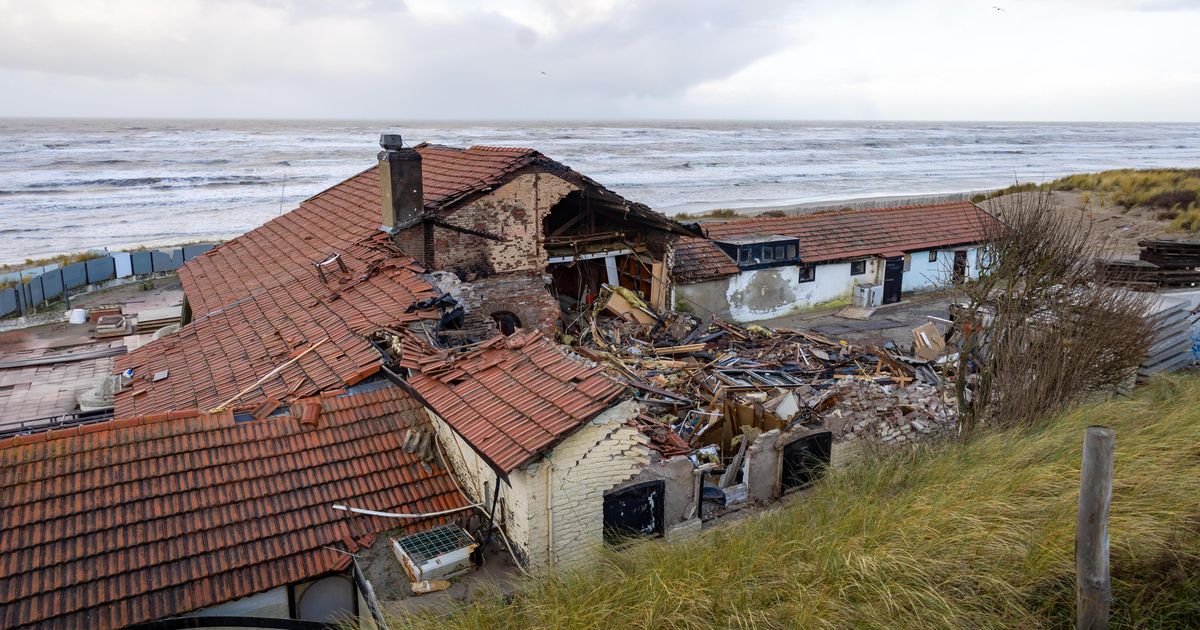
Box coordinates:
[0,274,183,353]
[757,290,956,350]
[0,275,185,427]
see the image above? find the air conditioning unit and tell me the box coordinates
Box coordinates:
[392,524,478,582]
[853,284,884,309]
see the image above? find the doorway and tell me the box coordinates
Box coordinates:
[952,250,968,284]
[780,431,832,493]
[882,257,904,304]
[602,480,666,544]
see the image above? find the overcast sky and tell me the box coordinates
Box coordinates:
[1,0,1198,121]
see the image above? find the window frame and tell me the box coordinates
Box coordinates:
[849,260,866,276]
[928,250,938,263]
[798,263,816,283]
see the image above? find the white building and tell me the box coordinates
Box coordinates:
[672,201,998,322]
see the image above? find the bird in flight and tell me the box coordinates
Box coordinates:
[992,5,1005,10]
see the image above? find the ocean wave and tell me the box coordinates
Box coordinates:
[33,158,135,169]
[21,175,272,191]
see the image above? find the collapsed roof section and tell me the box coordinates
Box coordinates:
[674,200,1001,283]
[113,232,437,417]
[118,141,689,418]
[0,384,465,630]
[392,330,628,474]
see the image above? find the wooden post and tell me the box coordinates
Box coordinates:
[1077,425,1114,630]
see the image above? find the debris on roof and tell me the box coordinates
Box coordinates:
[387,329,627,474]
[0,384,465,630]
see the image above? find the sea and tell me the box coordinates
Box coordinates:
[2,118,1199,264]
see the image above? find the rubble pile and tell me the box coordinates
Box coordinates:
[823,379,956,444]
[568,285,961,456]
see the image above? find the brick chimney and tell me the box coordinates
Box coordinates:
[378,133,423,233]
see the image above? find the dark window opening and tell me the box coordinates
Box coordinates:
[438,306,464,331]
[761,246,774,262]
[774,245,786,260]
[780,431,832,493]
[798,264,816,283]
[850,260,866,276]
[491,311,521,336]
[928,250,938,263]
[786,244,797,259]
[738,248,751,264]
[603,480,665,544]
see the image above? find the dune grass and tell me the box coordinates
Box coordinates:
[394,375,1200,629]
[978,169,1200,233]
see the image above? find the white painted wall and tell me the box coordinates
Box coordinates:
[185,586,290,619]
[721,262,856,321]
[902,247,981,293]
[429,409,536,565]
[521,399,651,568]
[430,399,652,570]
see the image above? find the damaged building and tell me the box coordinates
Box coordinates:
[0,133,714,628]
[383,329,702,567]
[673,201,998,322]
[0,132,991,629]
[175,134,696,339]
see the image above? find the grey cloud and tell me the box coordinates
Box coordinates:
[0,0,802,117]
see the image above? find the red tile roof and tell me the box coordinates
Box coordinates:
[399,331,628,473]
[673,201,1000,283]
[114,141,678,418]
[114,234,436,417]
[180,144,538,317]
[114,144,542,417]
[0,384,466,630]
[673,236,742,284]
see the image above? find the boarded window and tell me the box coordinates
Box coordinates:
[603,480,665,544]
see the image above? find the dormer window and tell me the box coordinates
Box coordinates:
[716,235,801,270]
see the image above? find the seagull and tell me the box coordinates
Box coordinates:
[992,5,1005,10]
[540,71,548,76]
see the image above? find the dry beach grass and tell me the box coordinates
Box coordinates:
[392,375,1200,629]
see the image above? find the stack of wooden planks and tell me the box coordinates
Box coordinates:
[1138,240,1200,288]
[135,305,183,333]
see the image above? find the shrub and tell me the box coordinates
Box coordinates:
[1169,207,1200,232]
[951,189,1153,429]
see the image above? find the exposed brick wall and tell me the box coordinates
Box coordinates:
[391,225,427,267]
[432,173,576,279]
[454,272,561,338]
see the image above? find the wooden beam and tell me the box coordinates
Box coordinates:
[1077,425,1114,630]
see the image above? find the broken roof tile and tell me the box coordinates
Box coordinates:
[401,331,627,473]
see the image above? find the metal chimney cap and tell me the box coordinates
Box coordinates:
[379,133,405,150]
